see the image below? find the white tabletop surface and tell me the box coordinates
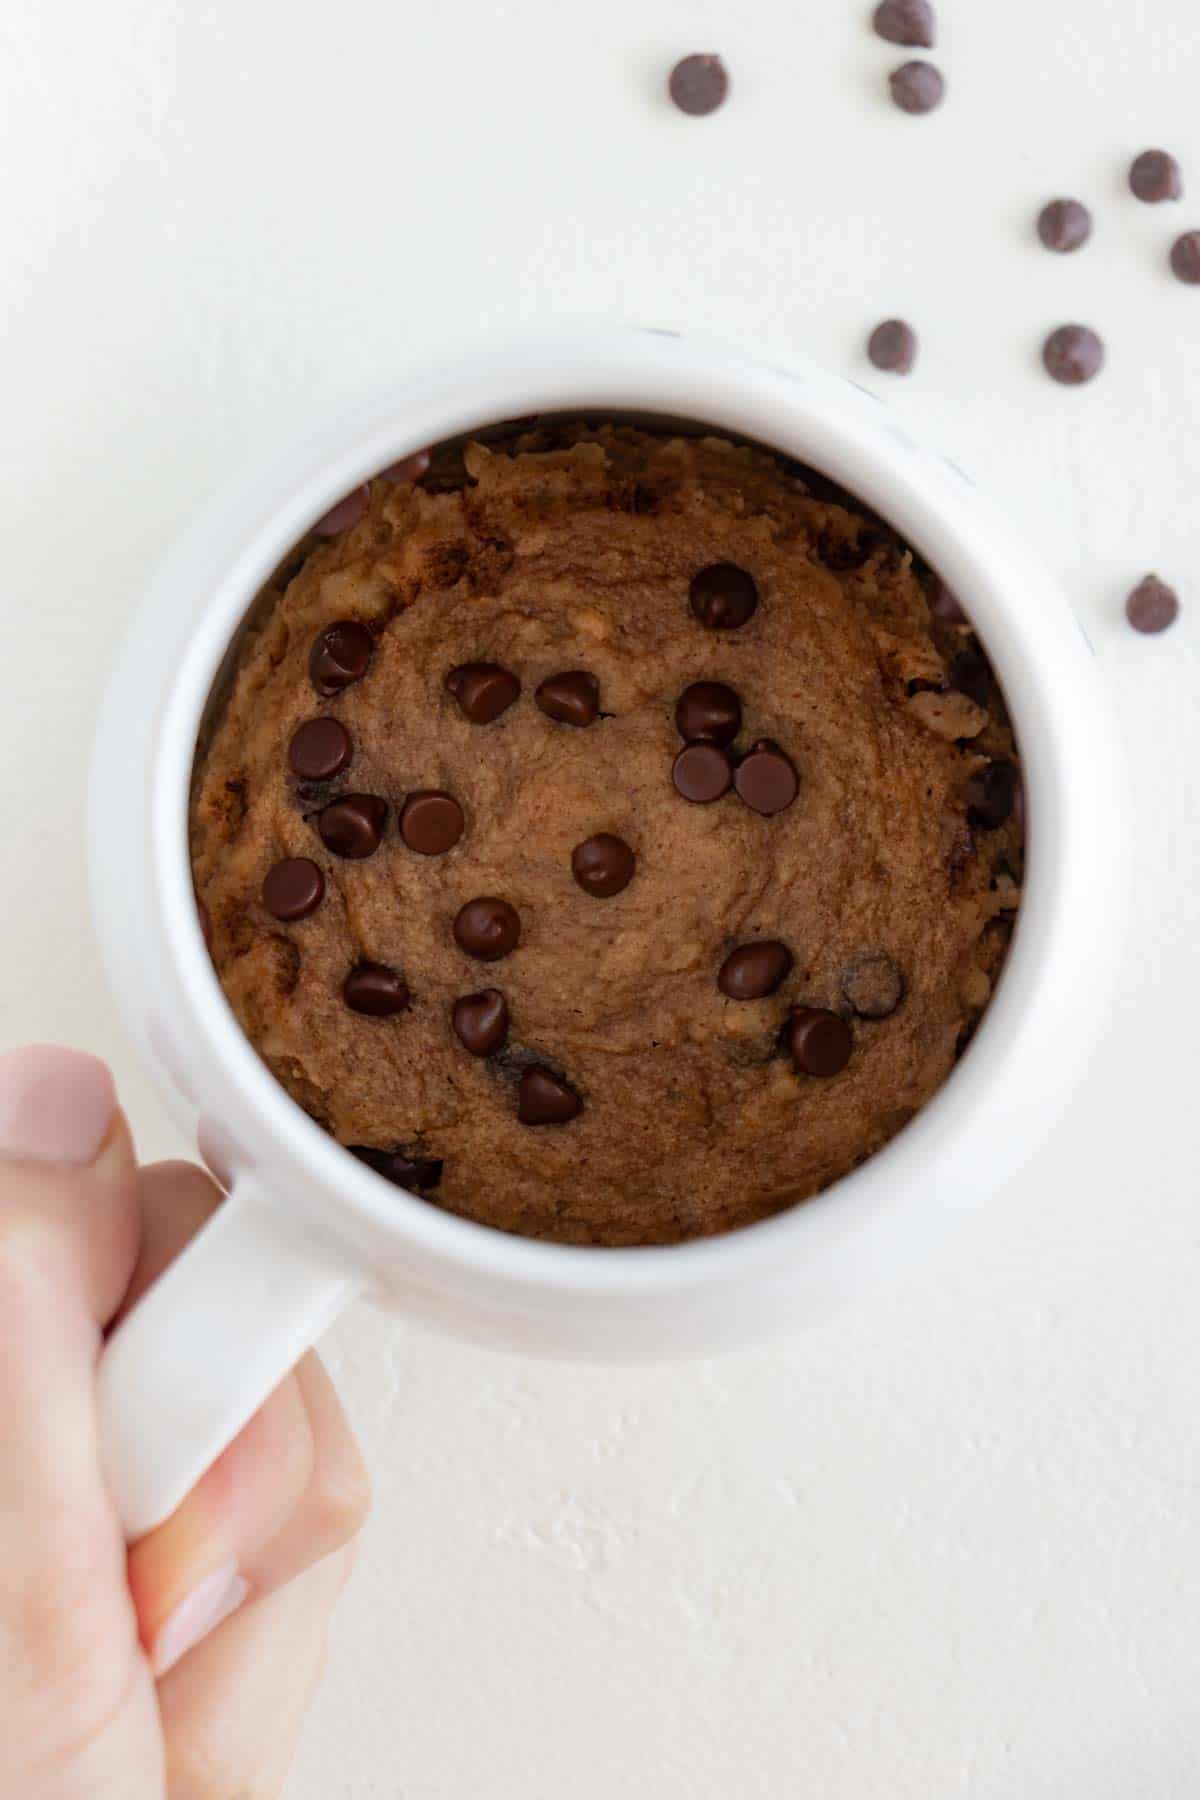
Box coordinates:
[4,2,1199,1794]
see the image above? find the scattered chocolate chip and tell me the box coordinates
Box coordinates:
[786,1007,854,1077]
[348,1144,443,1189]
[309,621,373,697]
[717,941,794,1000]
[734,740,799,816]
[674,681,742,745]
[316,793,388,858]
[867,319,917,374]
[1125,574,1180,634]
[399,790,465,856]
[451,989,509,1056]
[1042,325,1104,385]
[841,952,906,1019]
[1036,198,1092,253]
[1129,149,1182,203]
[445,662,521,724]
[668,53,728,116]
[536,670,600,727]
[930,579,968,624]
[313,485,370,536]
[1170,231,1200,283]
[689,563,759,630]
[872,0,934,46]
[378,450,432,482]
[518,1066,583,1125]
[453,897,521,961]
[288,717,352,781]
[262,857,325,921]
[672,742,733,803]
[343,963,411,1017]
[947,646,991,706]
[966,760,1018,829]
[888,60,944,114]
[571,834,636,898]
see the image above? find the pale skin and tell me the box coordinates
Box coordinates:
[0,1046,370,1799]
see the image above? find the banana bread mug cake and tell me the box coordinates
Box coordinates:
[190,423,1023,1246]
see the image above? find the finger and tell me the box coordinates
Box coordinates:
[157,1544,351,1800]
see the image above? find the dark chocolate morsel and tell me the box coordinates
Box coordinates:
[1036,198,1092,253]
[309,621,373,697]
[262,857,325,921]
[536,670,600,727]
[451,989,509,1056]
[316,793,388,858]
[965,760,1018,829]
[674,681,741,745]
[1042,324,1104,385]
[445,663,521,723]
[672,742,733,803]
[717,941,794,1000]
[947,646,991,706]
[288,717,352,780]
[453,897,521,961]
[1129,149,1182,204]
[872,0,935,47]
[348,1144,443,1190]
[571,834,636,898]
[734,740,799,816]
[400,790,465,855]
[867,319,917,374]
[1170,231,1200,284]
[343,963,411,1017]
[668,53,728,116]
[689,563,759,630]
[1125,574,1180,634]
[517,1066,583,1125]
[786,1007,854,1077]
[888,60,944,113]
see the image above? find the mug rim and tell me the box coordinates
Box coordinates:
[149,324,1110,1303]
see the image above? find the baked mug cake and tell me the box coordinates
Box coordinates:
[190,422,1023,1246]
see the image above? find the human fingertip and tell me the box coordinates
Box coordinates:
[0,1046,117,1167]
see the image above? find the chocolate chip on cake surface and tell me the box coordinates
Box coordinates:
[453,897,521,961]
[400,790,465,855]
[1125,574,1180,634]
[947,646,991,706]
[872,0,935,46]
[689,563,759,630]
[348,1144,443,1189]
[668,53,728,116]
[313,485,369,536]
[452,989,509,1056]
[536,670,600,727]
[316,793,388,858]
[966,760,1018,829]
[572,834,636,898]
[717,941,794,1000]
[674,680,741,746]
[786,1007,854,1076]
[867,319,917,374]
[262,857,325,921]
[1170,231,1200,284]
[288,717,352,781]
[930,580,968,624]
[672,742,733,803]
[1129,149,1183,203]
[888,61,944,114]
[309,621,373,697]
[343,963,411,1017]
[734,740,798,816]
[842,952,906,1018]
[445,662,521,723]
[1042,325,1104,385]
[518,1065,583,1125]
[1037,198,1093,253]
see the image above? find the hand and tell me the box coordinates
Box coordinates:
[0,1046,370,1799]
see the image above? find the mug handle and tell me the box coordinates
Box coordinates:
[96,1178,364,1540]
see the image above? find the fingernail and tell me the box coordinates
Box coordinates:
[149,1559,250,1678]
[0,1046,117,1166]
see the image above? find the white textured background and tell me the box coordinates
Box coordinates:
[3,2,1200,1794]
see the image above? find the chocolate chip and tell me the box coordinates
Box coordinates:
[517,1066,583,1125]
[309,621,373,697]
[668,53,728,116]
[841,953,905,1019]
[717,941,794,1000]
[262,857,325,921]
[348,1144,442,1189]
[734,740,799,816]
[313,485,369,536]
[445,662,521,724]
[872,0,934,45]
[453,897,521,961]
[572,834,636,898]
[930,579,967,624]
[947,646,991,706]
[536,670,600,727]
[451,989,509,1056]
[288,717,352,781]
[689,563,759,630]
[1037,198,1092,253]
[400,790,464,855]
[343,963,411,1017]
[1042,325,1104,385]
[672,742,733,803]
[786,1007,853,1077]
[888,61,944,114]
[1170,231,1200,284]
[867,319,917,374]
[316,793,388,858]
[966,760,1018,829]
[1129,149,1182,203]
[675,681,741,745]
[1125,574,1180,634]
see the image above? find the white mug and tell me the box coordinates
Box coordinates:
[89,325,1126,1539]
